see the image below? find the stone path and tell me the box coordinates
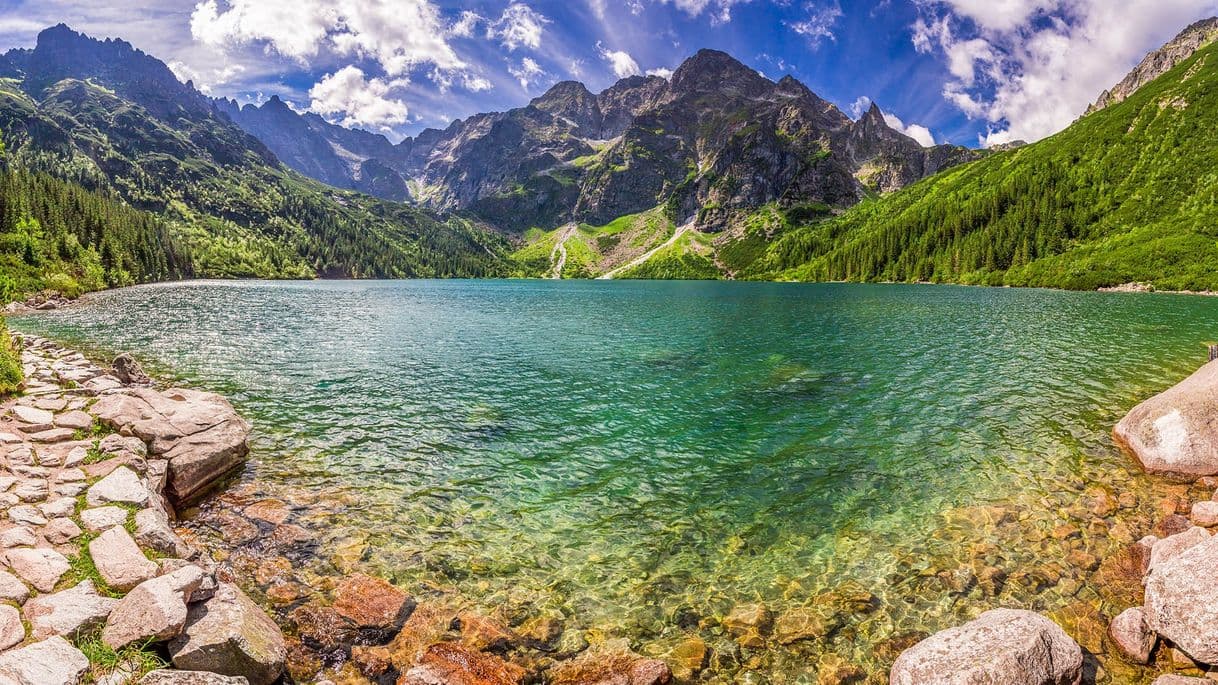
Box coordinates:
[0,333,281,685]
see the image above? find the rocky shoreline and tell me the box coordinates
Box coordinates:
[889,355,1218,684]
[0,332,676,685]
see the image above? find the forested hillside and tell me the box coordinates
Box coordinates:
[0,163,191,301]
[743,40,1218,291]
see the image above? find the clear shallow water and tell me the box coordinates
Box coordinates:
[13,280,1218,681]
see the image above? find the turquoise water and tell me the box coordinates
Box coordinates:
[13,280,1218,680]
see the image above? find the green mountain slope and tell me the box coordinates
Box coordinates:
[742,40,1218,291]
[0,26,509,282]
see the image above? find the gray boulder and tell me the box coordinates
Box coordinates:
[890,609,1082,685]
[1115,360,1218,479]
[169,582,286,685]
[112,353,152,385]
[1145,533,1218,664]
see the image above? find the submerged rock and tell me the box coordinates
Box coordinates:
[399,642,526,685]
[890,609,1082,685]
[1115,361,1218,479]
[1144,533,1218,664]
[548,640,672,685]
[169,582,287,685]
[332,573,415,634]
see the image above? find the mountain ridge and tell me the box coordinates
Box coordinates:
[222,47,979,234]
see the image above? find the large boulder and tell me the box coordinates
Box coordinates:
[89,388,251,505]
[890,609,1082,685]
[103,565,204,650]
[169,582,286,685]
[1145,533,1218,664]
[1115,361,1218,479]
[0,635,89,684]
[164,418,250,504]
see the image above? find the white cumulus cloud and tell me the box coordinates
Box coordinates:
[190,0,487,89]
[508,57,547,90]
[914,0,1218,146]
[597,42,641,79]
[658,0,751,24]
[883,111,937,147]
[647,67,675,79]
[488,3,549,51]
[787,1,844,47]
[308,65,410,131]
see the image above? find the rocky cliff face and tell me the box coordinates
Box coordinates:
[1088,17,1218,114]
[219,97,411,201]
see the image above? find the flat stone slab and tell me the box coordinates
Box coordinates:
[54,410,94,431]
[0,635,90,684]
[3,547,70,592]
[0,604,23,651]
[0,570,29,605]
[9,405,53,426]
[90,526,158,591]
[86,466,149,507]
[81,505,130,532]
[24,580,117,640]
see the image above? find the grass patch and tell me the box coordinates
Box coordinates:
[60,532,122,598]
[75,632,168,682]
[0,317,21,397]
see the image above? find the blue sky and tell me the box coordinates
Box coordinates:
[1,0,1216,147]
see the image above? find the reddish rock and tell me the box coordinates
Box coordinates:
[398,642,525,685]
[549,640,672,685]
[353,603,456,676]
[334,574,415,633]
[1155,513,1192,537]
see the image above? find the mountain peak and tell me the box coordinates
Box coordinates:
[1089,16,1218,114]
[670,48,770,97]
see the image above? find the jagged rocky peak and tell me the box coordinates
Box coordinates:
[669,48,773,97]
[1089,16,1218,113]
[530,80,601,134]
